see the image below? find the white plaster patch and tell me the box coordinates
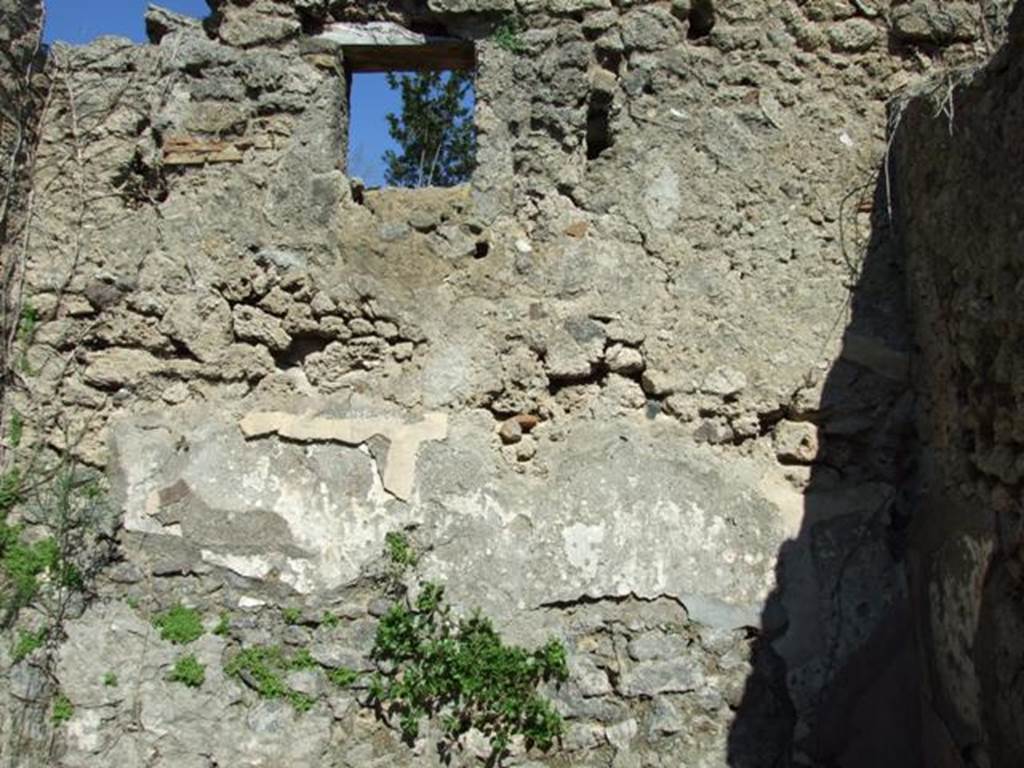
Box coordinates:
[67,708,104,753]
[562,523,606,581]
[643,165,681,231]
[239,411,448,500]
[200,550,273,580]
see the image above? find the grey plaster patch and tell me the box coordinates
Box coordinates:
[415,419,786,633]
[111,409,417,593]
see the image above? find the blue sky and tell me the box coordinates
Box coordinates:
[41,0,442,187]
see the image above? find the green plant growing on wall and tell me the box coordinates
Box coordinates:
[328,666,359,687]
[213,611,231,636]
[8,410,23,450]
[0,467,21,515]
[1,532,58,617]
[369,582,568,760]
[0,454,114,628]
[386,531,417,569]
[170,654,206,688]
[225,644,318,712]
[153,604,204,645]
[102,671,118,687]
[492,15,527,53]
[367,534,568,762]
[51,693,73,725]
[0,427,116,745]
[16,303,38,373]
[11,626,47,662]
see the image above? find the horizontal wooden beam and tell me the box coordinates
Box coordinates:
[344,44,475,72]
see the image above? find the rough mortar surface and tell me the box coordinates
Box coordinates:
[1,0,1021,766]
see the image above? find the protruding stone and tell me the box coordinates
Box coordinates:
[515,436,537,461]
[310,292,336,317]
[219,9,300,47]
[146,3,201,44]
[258,287,294,317]
[701,366,747,398]
[627,631,690,661]
[233,305,291,352]
[606,343,644,375]
[83,348,162,389]
[160,292,233,363]
[348,318,375,336]
[647,696,683,735]
[663,394,697,422]
[774,420,819,464]
[513,413,540,432]
[827,18,879,52]
[570,655,613,697]
[161,382,191,404]
[640,369,686,397]
[891,1,978,45]
[499,417,523,444]
[693,418,735,445]
[392,342,415,362]
[605,718,639,750]
[618,659,701,697]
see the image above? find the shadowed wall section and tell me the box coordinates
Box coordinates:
[893,7,1024,764]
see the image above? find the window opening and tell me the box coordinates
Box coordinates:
[322,22,477,189]
[348,70,476,189]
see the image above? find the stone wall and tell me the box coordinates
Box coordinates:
[0,0,43,237]
[0,1,1017,766]
[894,6,1024,766]
[0,0,44,430]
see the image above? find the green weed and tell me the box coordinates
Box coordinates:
[17,304,39,373]
[493,16,527,53]
[1,462,114,627]
[18,304,38,342]
[8,411,23,450]
[153,604,204,645]
[369,581,568,758]
[1,531,58,611]
[290,647,317,670]
[385,531,417,569]
[11,627,47,662]
[102,671,118,687]
[0,467,21,516]
[328,666,358,687]
[51,693,73,725]
[170,654,205,688]
[289,690,316,712]
[225,644,320,711]
[213,611,231,636]
[282,606,301,625]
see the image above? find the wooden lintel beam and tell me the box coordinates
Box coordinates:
[343,44,475,73]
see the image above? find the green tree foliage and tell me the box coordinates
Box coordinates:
[383,71,475,188]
